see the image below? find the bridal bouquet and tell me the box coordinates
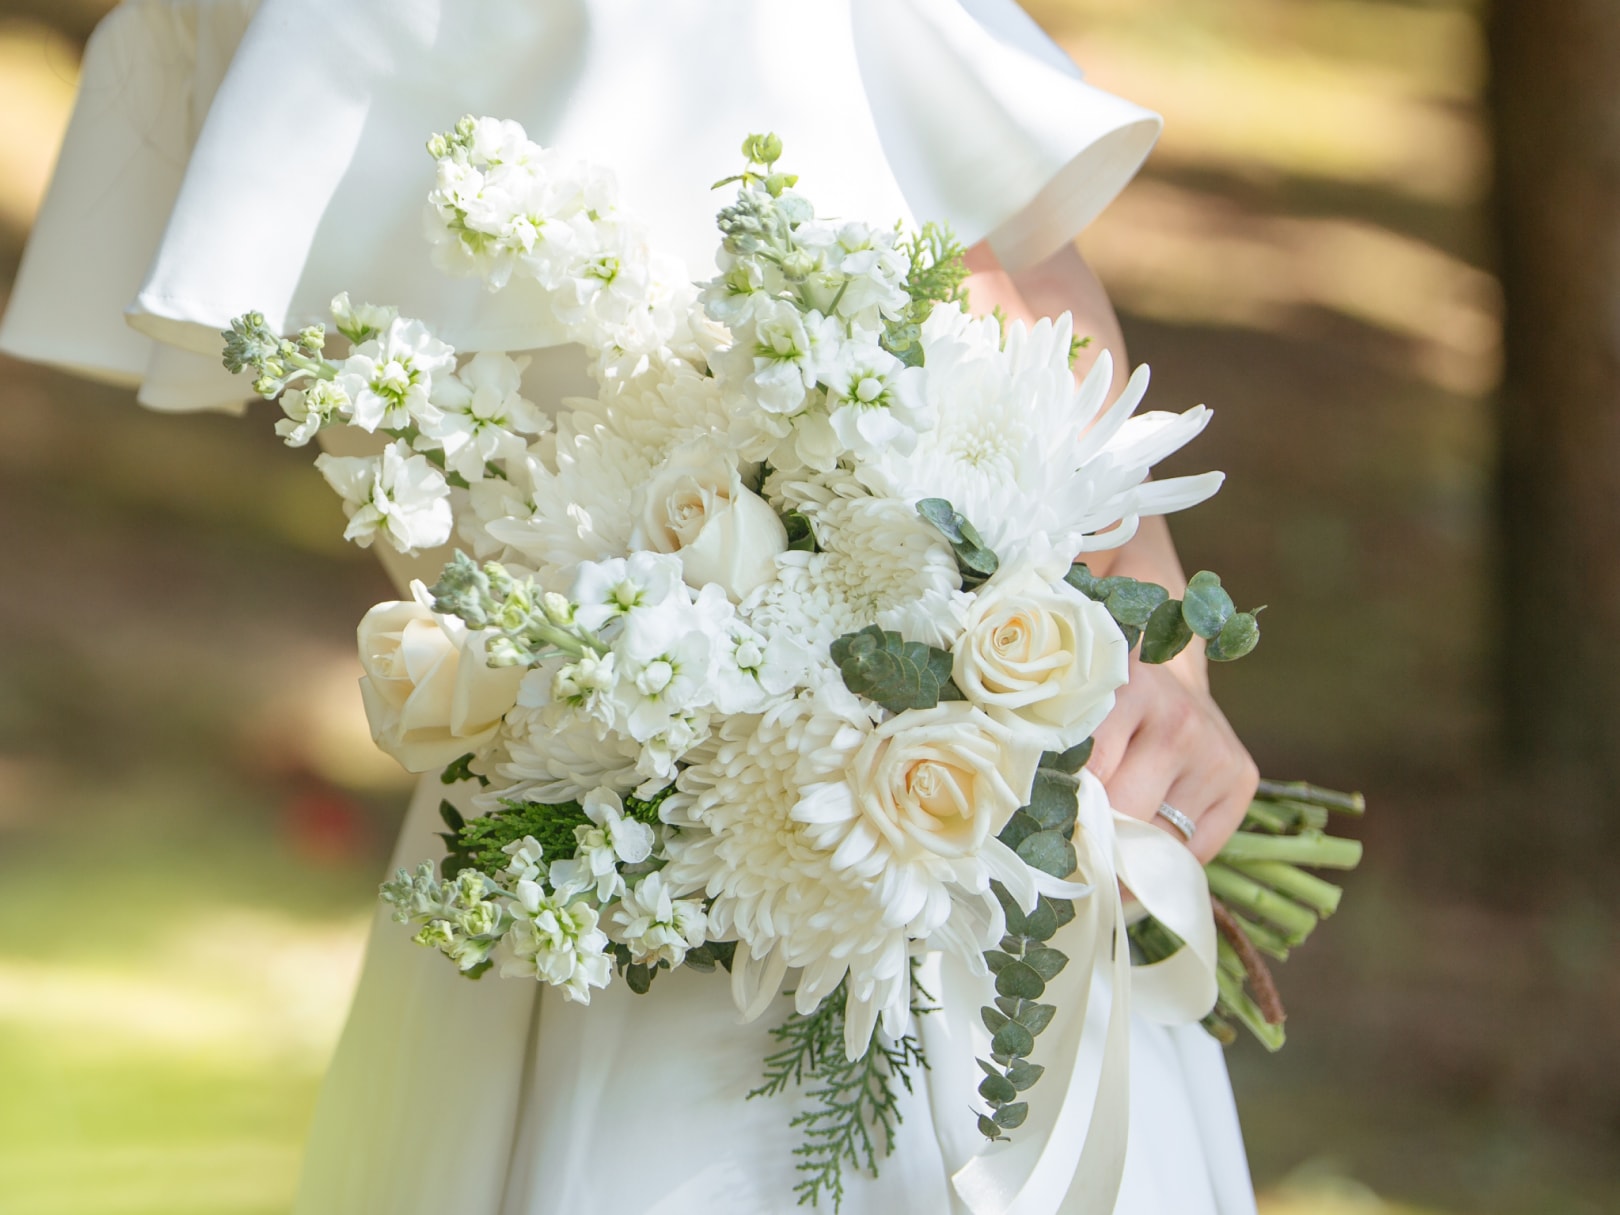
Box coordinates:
[224,120,1362,1208]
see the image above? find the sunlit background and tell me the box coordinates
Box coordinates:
[1,1,1615,1212]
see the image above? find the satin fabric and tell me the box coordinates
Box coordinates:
[1,3,1257,1211]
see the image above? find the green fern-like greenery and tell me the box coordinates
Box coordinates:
[883,221,970,366]
[751,973,932,1210]
[436,781,673,880]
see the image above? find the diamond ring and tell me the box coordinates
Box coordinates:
[1155,802,1196,844]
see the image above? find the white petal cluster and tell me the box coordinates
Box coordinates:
[272,118,1238,1049]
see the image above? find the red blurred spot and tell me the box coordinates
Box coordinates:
[282,785,370,864]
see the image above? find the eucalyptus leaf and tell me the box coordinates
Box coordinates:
[983,949,1016,974]
[829,625,959,713]
[1141,598,1195,664]
[998,810,1041,851]
[1021,900,1059,942]
[917,498,1000,583]
[1105,580,1170,627]
[995,961,1046,1000]
[1015,1002,1057,1034]
[1041,739,1094,774]
[1007,1059,1046,1090]
[1182,570,1236,640]
[992,1102,1030,1129]
[981,1007,1011,1035]
[979,1073,1019,1104]
[1016,829,1076,878]
[1207,611,1262,662]
[782,510,817,552]
[1023,947,1069,982]
[992,1021,1035,1058]
[1025,770,1080,831]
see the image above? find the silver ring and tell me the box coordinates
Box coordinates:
[1155,802,1196,843]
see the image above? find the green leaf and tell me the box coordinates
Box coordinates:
[1104,579,1170,627]
[1023,947,1069,982]
[782,510,817,552]
[979,1073,1019,1104]
[1021,899,1059,942]
[1007,1059,1046,1090]
[1141,598,1195,664]
[978,1114,1006,1140]
[1016,829,1076,879]
[983,950,1017,974]
[1014,1002,1057,1034]
[916,498,1000,584]
[991,1021,1035,1059]
[995,961,1046,1000]
[992,1102,1030,1129]
[1025,770,1080,832]
[625,963,655,995]
[1063,563,1103,599]
[981,1007,1011,1035]
[997,809,1041,851]
[1049,896,1076,928]
[1041,739,1094,774]
[1182,571,1236,640]
[439,801,466,832]
[829,625,960,714]
[1207,611,1262,662]
[460,958,493,980]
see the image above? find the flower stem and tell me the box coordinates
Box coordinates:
[1204,863,1319,943]
[1228,860,1343,917]
[1256,779,1365,816]
[1215,831,1363,870]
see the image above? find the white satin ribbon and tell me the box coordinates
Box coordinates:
[928,770,1218,1215]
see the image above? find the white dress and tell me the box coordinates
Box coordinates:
[0,3,1258,1212]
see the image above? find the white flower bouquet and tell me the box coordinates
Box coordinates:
[224,120,1363,1208]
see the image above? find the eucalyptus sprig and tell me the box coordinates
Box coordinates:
[974,742,1093,1140]
[1065,564,1263,663]
[829,625,963,714]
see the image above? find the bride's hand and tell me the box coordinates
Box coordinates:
[1085,653,1259,864]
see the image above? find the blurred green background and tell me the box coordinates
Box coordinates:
[1,1,1616,1213]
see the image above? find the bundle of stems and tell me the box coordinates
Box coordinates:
[1129,779,1365,1051]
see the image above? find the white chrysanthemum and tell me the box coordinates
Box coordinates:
[485,702,644,806]
[662,690,918,1057]
[859,305,1225,560]
[742,494,961,654]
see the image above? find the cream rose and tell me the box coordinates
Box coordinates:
[630,439,788,600]
[841,703,1043,865]
[952,560,1129,750]
[356,582,525,773]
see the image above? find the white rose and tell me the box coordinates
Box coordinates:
[841,703,1043,865]
[356,582,525,773]
[952,560,1129,750]
[629,438,788,600]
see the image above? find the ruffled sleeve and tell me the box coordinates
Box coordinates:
[854,0,1161,271]
[0,0,258,411]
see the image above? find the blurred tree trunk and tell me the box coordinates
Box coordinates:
[1489,2,1620,867]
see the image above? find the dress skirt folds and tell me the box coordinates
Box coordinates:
[0,2,1258,1211]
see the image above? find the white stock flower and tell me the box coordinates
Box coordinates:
[336,317,456,433]
[330,293,398,343]
[860,306,1224,560]
[497,879,613,1004]
[570,552,684,631]
[275,379,352,447]
[821,341,924,461]
[611,595,718,742]
[953,556,1130,749]
[609,872,708,968]
[315,442,453,554]
[354,583,525,773]
[501,835,546,883]
[548,787,655,903]
[798,221,911,330]
[629,437,788,600]
[421,352,549,480]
